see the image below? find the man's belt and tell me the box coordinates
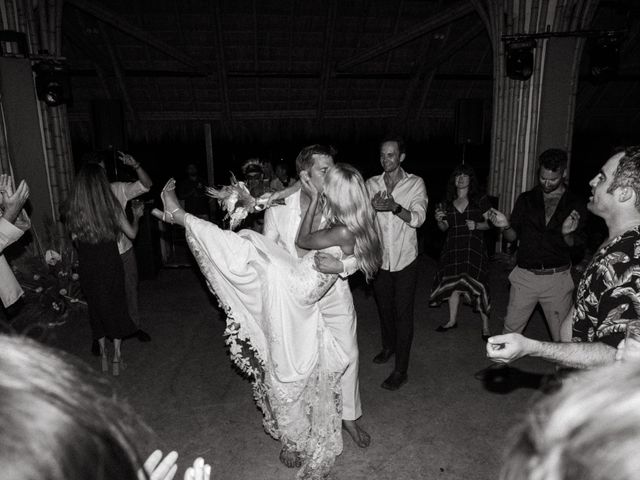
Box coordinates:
[519,264,571,275]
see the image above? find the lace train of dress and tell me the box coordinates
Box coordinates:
[184,214,348,479]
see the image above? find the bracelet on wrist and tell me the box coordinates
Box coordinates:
[392,204,402,215]
[132,163,141,169]
[502,225,512,232]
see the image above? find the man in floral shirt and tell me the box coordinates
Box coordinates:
[486,146,640,368]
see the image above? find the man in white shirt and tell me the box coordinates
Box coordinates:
[264,145,371,463]
[89,151,153,351]
[366,138,427,390]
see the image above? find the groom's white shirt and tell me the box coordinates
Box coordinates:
[263,189,362,420]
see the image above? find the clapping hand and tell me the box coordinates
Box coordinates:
[183,457,211,480]
[486,208,509,229]
[465,219,476,231]
[141,450,179,480]
[371,191,397,212]
[434,204,446,222]
[0,175,30,225]
[562,209,580,236]
[117,151,138,168]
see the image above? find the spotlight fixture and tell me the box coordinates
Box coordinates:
[32,61,72,107]
[505,39,536,81]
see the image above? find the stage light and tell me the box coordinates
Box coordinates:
[32,61,72,107]
[505,39,536,81]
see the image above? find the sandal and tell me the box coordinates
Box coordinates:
[162,207,181,224]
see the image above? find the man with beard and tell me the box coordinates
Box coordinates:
[487,149,586,341]
[487,146,640,368]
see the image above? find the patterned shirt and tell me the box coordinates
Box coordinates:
[572,225,640,347]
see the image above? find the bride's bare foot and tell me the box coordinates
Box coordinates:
[279,445,302,468]
[342,419,371,448]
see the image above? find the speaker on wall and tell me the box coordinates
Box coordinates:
[454,99,485,145]
[91,99,126,152]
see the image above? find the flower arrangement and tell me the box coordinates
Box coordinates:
[206,174,279,230]
[12,224,86,326]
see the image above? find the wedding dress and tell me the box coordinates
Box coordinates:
[184,213,349,479]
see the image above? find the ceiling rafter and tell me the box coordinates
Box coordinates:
[316,0,339,122]
[375,0,406,111]
[399,22,486,123]
[211,0,232,137]
[65,0,207,73]
[97,21,138,123]
[336,0,474,71]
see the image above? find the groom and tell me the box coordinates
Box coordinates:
[263,145,371,461]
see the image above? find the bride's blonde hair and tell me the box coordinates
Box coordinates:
[322,163,382,281]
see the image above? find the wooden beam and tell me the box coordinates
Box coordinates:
[98,21,138,123]
[399,22,485,122]
[65,0,207,73]
[67,108,454,122]
[211,0,232,138]
[316,0,338,122]
[336,0,475,71]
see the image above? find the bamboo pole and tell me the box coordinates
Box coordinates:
[47,0,56,54]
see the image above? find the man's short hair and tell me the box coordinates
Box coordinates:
[380,136,406,155]
[538,148,568,172]
[295,145,336,174]
[608,146,640,211]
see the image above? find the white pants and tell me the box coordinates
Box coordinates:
[318,277,361,421]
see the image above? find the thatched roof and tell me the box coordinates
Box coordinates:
[61,0,639,146]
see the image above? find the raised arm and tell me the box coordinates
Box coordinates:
[296,173,354,253]
[118,151,153,190]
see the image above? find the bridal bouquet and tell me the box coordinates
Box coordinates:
[206,174,277,230]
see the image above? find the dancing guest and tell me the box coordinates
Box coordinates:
[0,334,211,480]
[177,163,210,219]
[270,161,295,191]
[430,164,492,341]
[264,145,372,451]
[367,137,427,390]
[65,163,139,375]
[500,360,640,480]
[86,151,153,347]
[0,174,30,310]
[153,162,381,479]
[488,149,586,341]
[487,147,640,368]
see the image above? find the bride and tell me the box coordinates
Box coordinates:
[153,163,381,479]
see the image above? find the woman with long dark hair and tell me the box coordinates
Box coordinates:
[430,164,492,340]
[65,163,140,375]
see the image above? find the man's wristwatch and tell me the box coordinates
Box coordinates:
[392,204,402,215]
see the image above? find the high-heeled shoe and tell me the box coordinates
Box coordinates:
[112,357,125,376]
[160,179,181,223]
